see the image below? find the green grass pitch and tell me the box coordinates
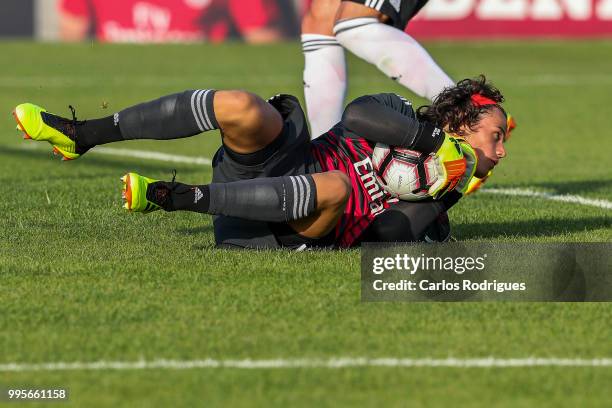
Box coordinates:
[0,40,611,407]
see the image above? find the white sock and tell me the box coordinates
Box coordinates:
[302,34,347,139]
[334,18,454,101]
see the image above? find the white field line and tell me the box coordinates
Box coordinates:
[20,144,612,210]
[0,358,611,372]
[92,146,212,165]
[21,143,211,166]
[482,188,612,210]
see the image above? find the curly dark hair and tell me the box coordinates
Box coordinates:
[417,75,505,136]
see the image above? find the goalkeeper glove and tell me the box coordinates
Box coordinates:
[466,171,491,195]
[453,138,478,195]
[506,113,517,141]
[428,134,467,199]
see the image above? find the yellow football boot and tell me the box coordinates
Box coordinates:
[121,172,163,213]
[13,103,84,160]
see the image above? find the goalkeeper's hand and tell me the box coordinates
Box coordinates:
[454,139,478,195]
[428,134,478,199]
[465,171,492,195]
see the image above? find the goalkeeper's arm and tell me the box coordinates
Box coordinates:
[342,93,475,199]
[341,93,446,154]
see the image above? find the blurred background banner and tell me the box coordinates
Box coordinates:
[54,0,298,43]
[0,0,611,42]
[409,0,612,39]
[0,0,300,42]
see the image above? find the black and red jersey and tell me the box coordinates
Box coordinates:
[308,92,445,247]
[311,130,400,247]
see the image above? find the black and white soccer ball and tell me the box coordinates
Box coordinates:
[372,143,441,201]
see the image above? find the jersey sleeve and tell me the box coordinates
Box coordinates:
[59,0,89,17]
[341,93,445,155]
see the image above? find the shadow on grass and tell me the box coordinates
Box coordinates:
[176,225,216,250]
[190,243,218,251]
[456,216,612,239]
[177,225,214,235]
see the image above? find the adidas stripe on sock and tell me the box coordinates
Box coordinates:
[190,89,218,132]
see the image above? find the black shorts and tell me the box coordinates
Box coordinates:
[343,0,429,30]
[211,94,333,250]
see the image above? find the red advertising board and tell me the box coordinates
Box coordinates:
[408,0,612,38]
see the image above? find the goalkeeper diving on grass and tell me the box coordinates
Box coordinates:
[13,76,508,249]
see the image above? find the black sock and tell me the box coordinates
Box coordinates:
[76,114,123,148]
[146,181,208,212]
[209,175,317,222]
[151,175,317,223]
[118,89,218,140]
[171,184,211,213]
[66,89,218,149]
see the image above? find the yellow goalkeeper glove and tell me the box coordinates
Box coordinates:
[429,134,471,199]
[466,171,491,195]
[454,139,478,195]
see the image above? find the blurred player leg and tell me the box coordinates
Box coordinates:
[334,1,453,101]
[302,0,347,138]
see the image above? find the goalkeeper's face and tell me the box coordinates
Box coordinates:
[463,107,507,178]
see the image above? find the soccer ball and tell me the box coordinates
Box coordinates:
[371,143,440,201]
